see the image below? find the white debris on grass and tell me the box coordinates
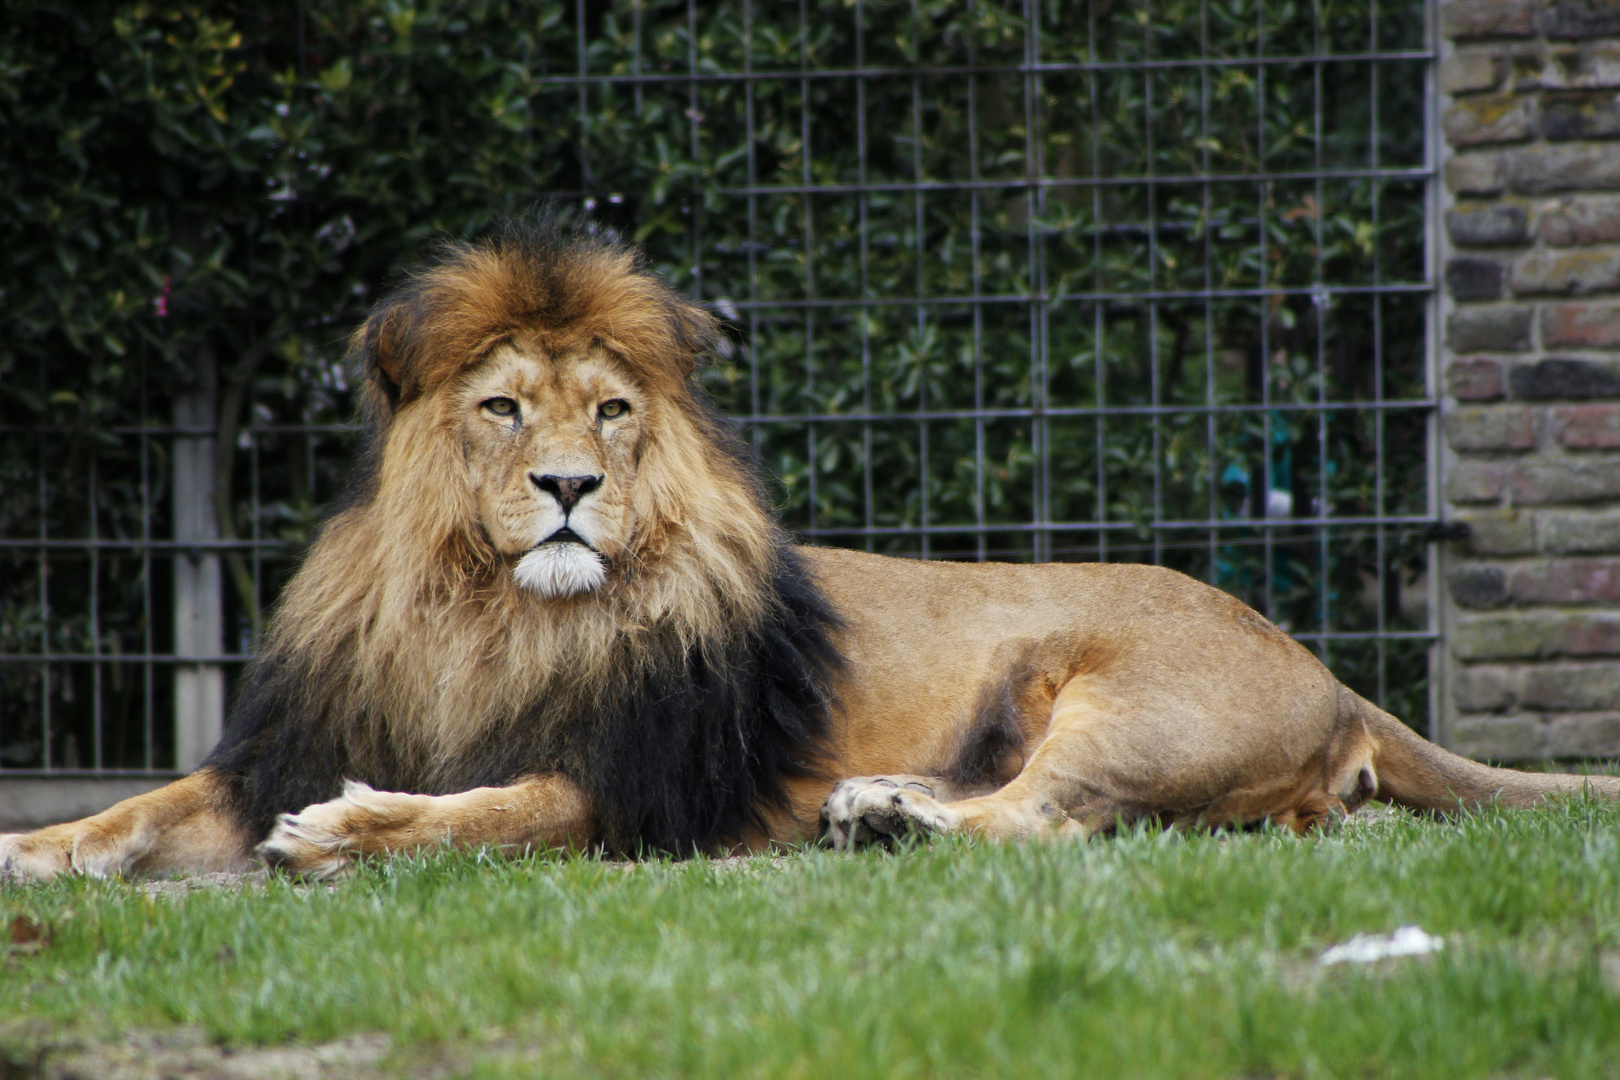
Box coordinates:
[1319,925,1445,966]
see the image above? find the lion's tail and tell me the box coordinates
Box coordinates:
[1359,696,1620,810]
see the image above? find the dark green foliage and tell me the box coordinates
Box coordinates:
[0,0,1431,770]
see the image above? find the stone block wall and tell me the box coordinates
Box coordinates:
[1440,0,1620,759]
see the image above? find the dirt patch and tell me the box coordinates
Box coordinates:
[137,871,273,899]
[0,1025,396,1080]
[1338,804,1410,831]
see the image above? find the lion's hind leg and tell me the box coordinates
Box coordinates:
[819,671,1362,848]
[256,775,595,878]
[897,668,1372,843]
[818,673,1157,850]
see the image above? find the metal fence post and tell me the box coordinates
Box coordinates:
[1427,0,1451,750]
[172,342,224,772]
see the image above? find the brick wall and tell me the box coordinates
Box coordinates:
[1440,0,1620,760]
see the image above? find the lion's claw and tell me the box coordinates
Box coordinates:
[255,780,423,879]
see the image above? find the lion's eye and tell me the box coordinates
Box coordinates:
[598,399,630,420]
[483,397,519,418]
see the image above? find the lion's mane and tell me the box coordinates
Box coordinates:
[205,220,842,853]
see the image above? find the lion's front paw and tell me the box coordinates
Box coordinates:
[819,776,959,852]
[0,831,72,881]
[255,781,429,879]
[0,826,130,881]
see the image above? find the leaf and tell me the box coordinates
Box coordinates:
[7,913,48,953]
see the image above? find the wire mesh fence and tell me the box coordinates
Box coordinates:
[0,0,1436,777]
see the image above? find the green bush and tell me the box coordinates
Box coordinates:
[0,0,1431,769]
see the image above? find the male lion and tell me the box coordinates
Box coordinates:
[3,221,1614,880]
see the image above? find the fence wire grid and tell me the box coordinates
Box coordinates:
[0,0,1437,777]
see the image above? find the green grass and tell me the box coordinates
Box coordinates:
[6,802,1620,1079]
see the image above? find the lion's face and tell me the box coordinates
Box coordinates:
[457,344,646,599]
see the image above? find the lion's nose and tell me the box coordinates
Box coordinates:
[532,473,602,512]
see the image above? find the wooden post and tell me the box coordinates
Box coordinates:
[172,342,224,772]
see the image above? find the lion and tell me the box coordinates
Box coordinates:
[2,220,1615,881]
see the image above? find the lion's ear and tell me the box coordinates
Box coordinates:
[673,302,721,379]
[357,306,407,410]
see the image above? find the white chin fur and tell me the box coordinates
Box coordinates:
[514,543,607,599]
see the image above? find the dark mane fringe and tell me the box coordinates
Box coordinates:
[474,546,841,853]
[204,539,841,853]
